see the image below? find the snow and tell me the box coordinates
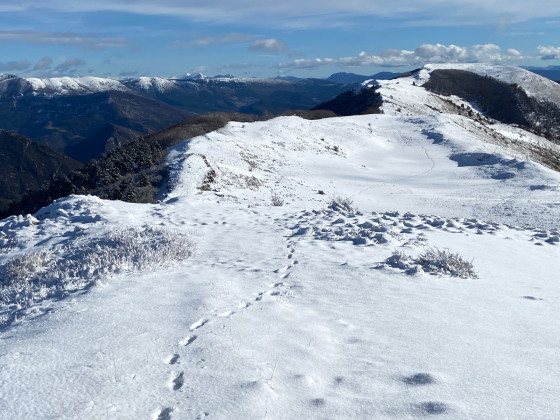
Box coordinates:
[2,68,560,419]
[26,76,128,95]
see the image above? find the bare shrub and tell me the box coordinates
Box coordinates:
[384,247,477,279]
[384,250,411,270]
[271,191,284,206]
[414,247,477,278]
[329,196,355,213]
[0,226,194,312]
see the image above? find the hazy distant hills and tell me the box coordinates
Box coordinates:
[523,65,560,82]
[0,130,81,212]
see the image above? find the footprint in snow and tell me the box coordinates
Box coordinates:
[412,401,449,415]
[309,398,326,408]
[190,318,208,331]
[155,407,173,420]
[166,354,180,365]
[402,373,436,386]
[171,371,184,391]
[179,335,197,346]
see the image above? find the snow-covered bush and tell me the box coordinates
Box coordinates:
[271,191,284,206]
[329,196,355,213]
[384,250,411,270]
[383,247,477,278]
[0,225,194,313]
[414,247,477,278]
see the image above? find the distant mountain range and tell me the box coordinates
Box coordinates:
[0,74,352,163]
[522,65,560,82]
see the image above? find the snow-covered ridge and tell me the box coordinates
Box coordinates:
[370,64,560,117]
[0,72,305,97]
[26,76,129,94]
[122,76,185,93]
[418,63,560,106]
[165,113,560,227]
[374,63,560,155]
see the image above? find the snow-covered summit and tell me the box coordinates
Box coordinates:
[183,72,209,81]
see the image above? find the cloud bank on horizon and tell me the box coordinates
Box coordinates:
[278,44,526,69]
[0,0,559,78]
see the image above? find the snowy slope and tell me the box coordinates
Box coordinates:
[1,70,560,419]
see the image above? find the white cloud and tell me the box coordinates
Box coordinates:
[177,34,289,54]
[33,56,53,70]
[7,1,560,28]
[250,39,288,52]
[119,69,139,77]
[0,30,132,50]
[537,45,560,60]
[278,43,525,69]
[55,58,86,71]
[278,57,337,69]
[176,33,254,47]
[0,60,31,72]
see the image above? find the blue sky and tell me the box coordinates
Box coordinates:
[1,1,559,79]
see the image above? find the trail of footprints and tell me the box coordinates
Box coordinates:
[155,213,297,419]
[154,206,555,418]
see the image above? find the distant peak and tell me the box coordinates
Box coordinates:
[183,72,208,80]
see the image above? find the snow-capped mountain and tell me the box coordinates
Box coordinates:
[1,64,560,419]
